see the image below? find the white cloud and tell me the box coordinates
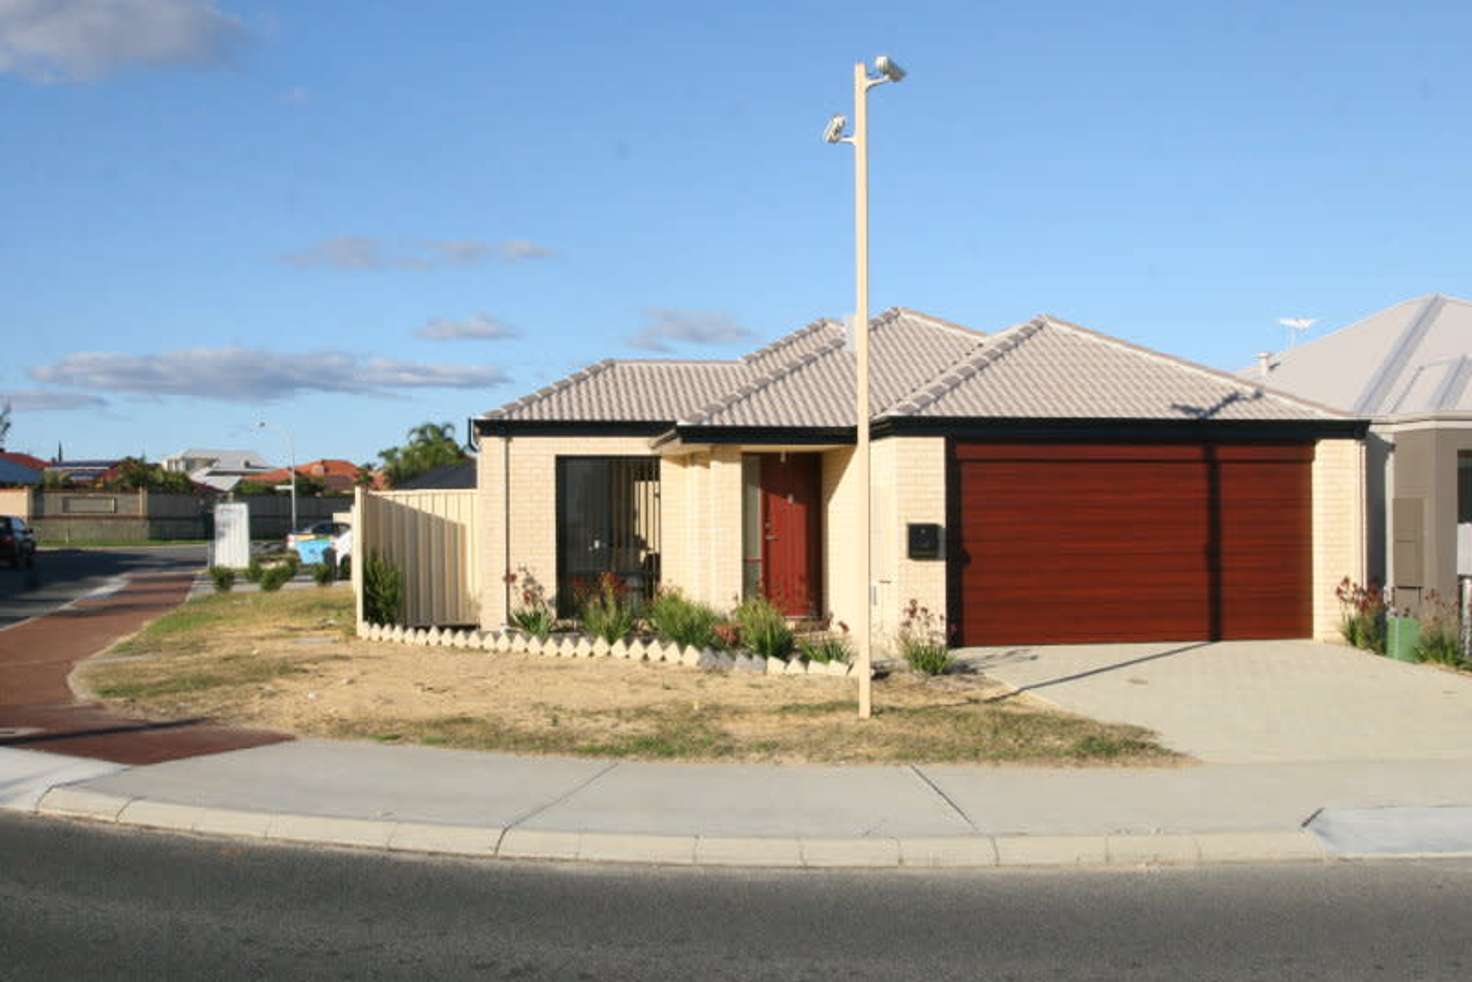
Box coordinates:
[627,308,753,352]
[282,236,554,271]
[29,347,509,402]
[1,388,107,411]
[0,0,246,83]
[416,313,518,342]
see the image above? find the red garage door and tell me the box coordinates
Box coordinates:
[951,442,1312,646]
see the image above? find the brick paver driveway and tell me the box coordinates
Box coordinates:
[959,640,1472,764]
[1,547,287,765]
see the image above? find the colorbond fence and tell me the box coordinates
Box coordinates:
[354,487,480,628]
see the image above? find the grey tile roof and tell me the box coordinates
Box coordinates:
[1247,294,1472,418]
[675,309,985,427]
[887,316,1341,421]
[483,359,749,422]
[482,307,1344,432]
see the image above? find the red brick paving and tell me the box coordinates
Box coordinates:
[0,571,289,765]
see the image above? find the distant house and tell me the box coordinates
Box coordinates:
[162,448,274,493]
[46,458,122,485]
[394,460,475,490]
[0,451,48,474]
[0,455,41,486]
[1249,293,1472,607]
[252,458,361,494]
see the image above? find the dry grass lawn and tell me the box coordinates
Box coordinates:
[77,590,1185,766]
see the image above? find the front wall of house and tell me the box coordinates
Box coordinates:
[1380,423,1472,607]
[822,438,949,649]
[476,434,660,629]
[660,448,744,611]
[1311,437,1367,641]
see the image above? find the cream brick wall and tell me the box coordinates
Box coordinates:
[660,448,743,610]
[823,437,949,646]
[1311,437,1366,642]
[476,434,659,629]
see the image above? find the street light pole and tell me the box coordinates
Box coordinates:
[826,55,904,721]
[256,420,297,536]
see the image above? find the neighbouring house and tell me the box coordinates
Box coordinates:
[0,452,45,486]
[45,457,122,485]
[1250,293,1472,609]
[395,460,475,490]
[162,448,274,493]
[0,457,42,487]
[472,308,1366,646]
[253,458,361,494]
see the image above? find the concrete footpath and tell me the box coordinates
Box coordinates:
[5,739,1472,869]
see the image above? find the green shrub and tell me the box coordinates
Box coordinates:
[282,552,301,577]
[258,564,293,593]
[898,599,952,675]
[1415,591,1466,667]
[363,551,404,624]
[734,596,794,660]
[312,562,336,587]
[797,632,852,665]
[209,566,235,593]
[580,573,638,644]
[245,556,263,583]
[647,589,725,649]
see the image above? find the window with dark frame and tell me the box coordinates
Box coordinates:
[555,456,661,617]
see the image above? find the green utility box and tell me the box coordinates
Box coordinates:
[1386,615,1421,663]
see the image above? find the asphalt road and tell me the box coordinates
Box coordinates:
[3,813,1471,981]
[0,544,205,629]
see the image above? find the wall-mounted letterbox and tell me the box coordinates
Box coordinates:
[907,522,942,560]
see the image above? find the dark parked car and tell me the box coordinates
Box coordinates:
[1,515,37,569]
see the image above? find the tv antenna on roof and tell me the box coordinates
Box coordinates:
[1277,317,1316,349]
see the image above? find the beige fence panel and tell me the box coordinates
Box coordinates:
[357,488,479,628]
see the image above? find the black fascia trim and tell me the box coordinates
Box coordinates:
[474,418,671,439]
[666,425,858,446]
[870,415,1370,441]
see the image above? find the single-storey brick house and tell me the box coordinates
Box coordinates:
[473,309,1367,646]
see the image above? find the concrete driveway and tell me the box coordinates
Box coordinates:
[959,640,1472,764]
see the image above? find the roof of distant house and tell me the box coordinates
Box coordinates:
[394,460,476,490]
[481,307,1345,441]
[0,451,47,472]
[0,457,41,486]
[1244,294,1472,419]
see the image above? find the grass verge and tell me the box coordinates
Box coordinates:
[79,591,1183,767]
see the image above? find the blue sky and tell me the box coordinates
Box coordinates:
[2,0,1470,466]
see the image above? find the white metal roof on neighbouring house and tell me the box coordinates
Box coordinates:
[1247,294,1472,419]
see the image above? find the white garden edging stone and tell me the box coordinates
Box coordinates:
[354,621,860,680]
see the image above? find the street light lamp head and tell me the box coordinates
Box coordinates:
[873,55,905,83]
[823,113,848,143]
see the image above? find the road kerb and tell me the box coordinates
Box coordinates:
[995,834,1109,867]
[898,835,999,868]
[1106,834,1202,866]
[497,828,582,861]
[577,832,699,865]
[268,813,394,849]
[21,797,1420,869]
[800,837,902,868]
[388,822,503,857]
[36,787,133,822]
[694,835,804,867]
[116,799,211,832]
[1194,830,1329,864]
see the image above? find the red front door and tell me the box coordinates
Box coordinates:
[759,453,822,617]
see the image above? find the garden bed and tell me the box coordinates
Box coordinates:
[76,590,1185,766]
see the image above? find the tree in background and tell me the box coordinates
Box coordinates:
[101,457,197,493]
[0,401,10,450]
[377,421,467,488]
[236,474,329,497]
[354,463,377,488]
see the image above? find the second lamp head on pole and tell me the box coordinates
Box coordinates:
[820,54,906,144]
